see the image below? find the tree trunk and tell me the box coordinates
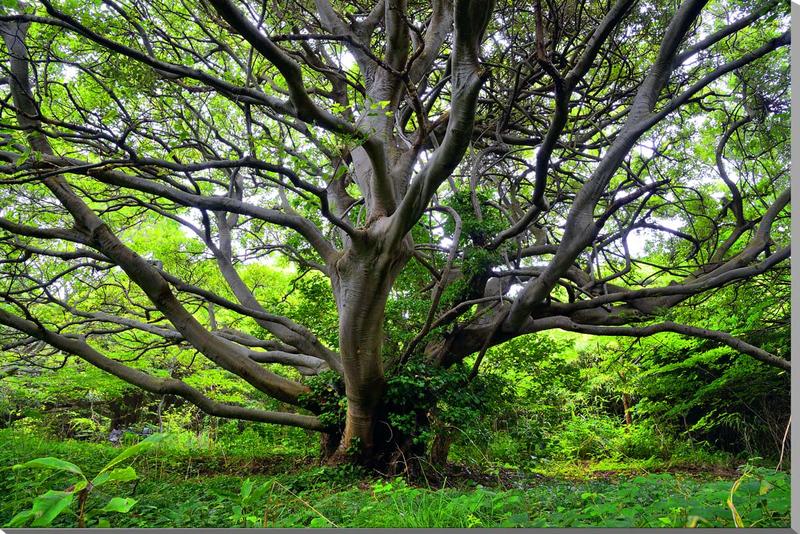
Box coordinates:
[622,393,633,426]
[430,430,453,467]
[320,431,342,462]
[330,238,410,462]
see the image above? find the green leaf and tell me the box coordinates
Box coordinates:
[309,517,330,527]
[100,433,165,473]
[230,504,243,521]
[99,497,138,514]
[30,490,75,527]
[240,478,254,499]
[14,457,85,479]
[92,466,138,487]
[7,509,35,527]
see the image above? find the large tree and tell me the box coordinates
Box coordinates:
[0,0,790,468]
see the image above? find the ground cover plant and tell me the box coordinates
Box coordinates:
[0,429,790,528]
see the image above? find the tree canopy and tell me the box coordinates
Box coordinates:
[0,0,790,467]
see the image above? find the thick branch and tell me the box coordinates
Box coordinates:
[388,0,494,244]
[0,307,326,430]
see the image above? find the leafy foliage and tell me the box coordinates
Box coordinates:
[7,434,164,527]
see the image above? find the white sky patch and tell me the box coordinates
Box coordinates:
[526,256,552,267]
[626,228,649,257]
[612,188,629,202]
[62,65,79,82]
[632,134,665,160]
[484,32,510,55]
[680,50,701,67]
[340,51,356,70]
[632,143,655,159]
[651,216,685,231]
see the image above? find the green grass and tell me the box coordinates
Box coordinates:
[0,429,790,528]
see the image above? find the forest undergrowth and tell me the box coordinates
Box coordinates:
[0,427,790,528]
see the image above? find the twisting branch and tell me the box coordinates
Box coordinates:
[1,17,309,406]
[525,316,790,371]
[0,307,326,430]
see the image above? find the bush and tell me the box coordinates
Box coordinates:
[550,415,621,460]
[611,423,673,460]
[544,416,678,462]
